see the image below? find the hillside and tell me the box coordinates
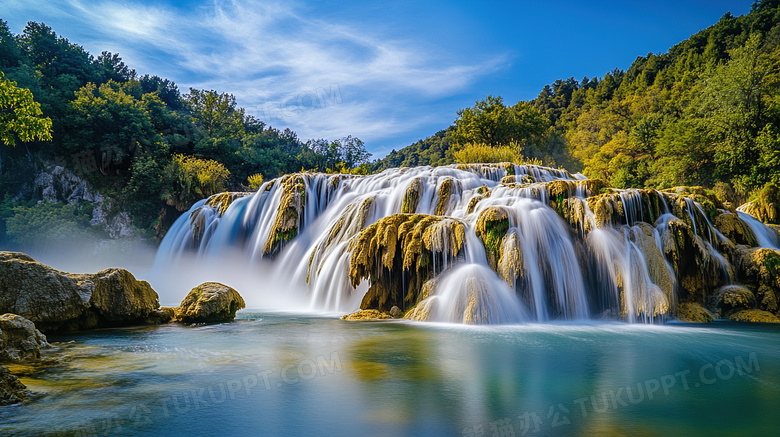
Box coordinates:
[0,19,370,244]
[374,0,780,199]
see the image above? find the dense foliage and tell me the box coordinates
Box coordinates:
[3,1,780,245]
[376,1,780,201]
[0,19,370,242]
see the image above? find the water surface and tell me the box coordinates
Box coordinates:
[2,315,779,436]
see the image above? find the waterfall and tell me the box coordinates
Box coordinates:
[738,211,780,250]
[153,163,775,325]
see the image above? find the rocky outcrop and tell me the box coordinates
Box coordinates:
[174,282,246,324]
[729,309,780,323]
[713,286,756,317]
[401,178,422,214]
[0,252,162,332]
[0,365,26,406]
[675,303,713,323]
[341,309,394,321]
[350,214,466,311]
[714,213,759,247]
[0,314,48,362]
[0,314,48,407]
[264,174,307,257]
[34,164,136,238]
[740,183,780,225]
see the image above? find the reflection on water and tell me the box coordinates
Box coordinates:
[2,315,780,436]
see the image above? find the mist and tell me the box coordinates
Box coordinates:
[2,236,313,310]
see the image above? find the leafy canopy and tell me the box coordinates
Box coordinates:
[0,72,52,147]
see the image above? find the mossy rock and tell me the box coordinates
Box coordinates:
[729,309,780,323]
[475,207,509,271]
[205,192,251,216]
[629,222,674,303]
[350,214,466,311]
[713,285,756,317]
[675,303,713,323]
[0,365,26,406]
[341,309,393,321]
[757,285,778,313]
[263,174,308,257]
[174,282,246,324]
[401,178,422,214]
[0,252,162,333]
[740,183,780,225]
[435,177,458,216]
[738,248,780,291]
[714,213,759,247]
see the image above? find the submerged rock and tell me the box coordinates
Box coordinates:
[174,282,246,324]
[0,365,26,406]
[0,314,48,362]
[0,252,163,332]
[145,307,176,325]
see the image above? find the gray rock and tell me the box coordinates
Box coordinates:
[0,252,162,332]
[0,314,48,362]
[0,366,26,406]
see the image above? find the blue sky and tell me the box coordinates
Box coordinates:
[4,0,753,158]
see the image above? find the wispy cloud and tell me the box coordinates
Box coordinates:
[5,0,505,151]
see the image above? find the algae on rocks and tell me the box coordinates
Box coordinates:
[349,214,466,311]
[0,252,164,332]
[264,174,307,257]
[174,282,246,324]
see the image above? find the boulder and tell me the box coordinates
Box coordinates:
[145,307,176,325]
[729,309,780,323]
[713,213,759,247]
[0,365,26,406]
[738,248,780,291]
[712,285,756,317]
[0,314,48,362]
[174,282,246,324]
[0,252,162,332]
[341,309,393,321]
[675,303,713,323]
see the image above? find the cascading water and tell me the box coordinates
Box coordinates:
[152,163,776,325]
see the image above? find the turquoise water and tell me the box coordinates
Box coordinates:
[2,315,779,436]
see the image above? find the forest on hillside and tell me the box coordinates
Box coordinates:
[376,0,780,204]
[2,1,780,246]
[0,19,371,244]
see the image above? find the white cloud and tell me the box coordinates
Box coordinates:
[5,0,505,150]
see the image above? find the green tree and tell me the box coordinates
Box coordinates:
[63,80,156,174]
[452,95,515,147]
[699,34,778,192]
[0,72,52,147]
[161,154,230,211]
[184,88,245,139]
[95,51,134,83]
[452,95,549,152]
[0,20,22,68]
